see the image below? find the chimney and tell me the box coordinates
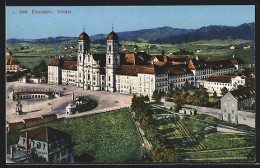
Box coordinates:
[26,132,28,154]
[162,50,165,56]
[233,54,235,58]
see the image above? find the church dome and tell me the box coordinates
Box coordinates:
[78,32,90,41]
[107,31,119,40]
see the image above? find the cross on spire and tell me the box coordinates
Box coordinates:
[83,26,85,32]
[112,23,114,32]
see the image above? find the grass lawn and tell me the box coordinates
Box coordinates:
[209,97,220,103]
[7,108,142,163]
[152,108,169,114]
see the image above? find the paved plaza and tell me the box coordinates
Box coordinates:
[6,82,132,123]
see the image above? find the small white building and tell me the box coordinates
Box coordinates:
[243,45,251,49]
[203,75,245,95]
[230,45,235,50]
[66,101,77,115]
[179,107,197,115]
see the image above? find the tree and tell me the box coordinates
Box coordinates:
[152,90,162,102]
[152,144,180,162]
[166,89,174,98]
[173,88,183,112]
[186,95,194,104]
[144,95,150,102]
[221,87,228,96]
[199,90,209,106]
[213,91,217,98]
[180,90,189,103]
[131,95,153,123]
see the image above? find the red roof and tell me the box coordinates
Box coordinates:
[125,53,135,64]
[230,86,255,100]
[48,59,77,71]
[21,126,70,143]
[62,61,77,71]
[207,75,233,83]
[48,58,62,66]
[116,65,155,76]
[17,91,51,95]
[116,64,192,76]
[6,59,19,65]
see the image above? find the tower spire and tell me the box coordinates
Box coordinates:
[112,23,114,32]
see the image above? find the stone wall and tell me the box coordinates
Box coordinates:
[162,101,255,128]
[237,110,255,128]
[184,104,222,119]
[7,114,57,132]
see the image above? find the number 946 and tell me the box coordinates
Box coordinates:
[19,10,28,14]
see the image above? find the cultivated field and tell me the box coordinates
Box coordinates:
[151,107,255,162]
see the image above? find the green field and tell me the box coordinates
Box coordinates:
[6,39,255,69]
[184,148,255,162]
[7,108,143,163]
[151,108,255,162]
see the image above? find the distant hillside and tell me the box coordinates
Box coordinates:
[150,23,255,44]
[7,22,254,44]
[7,36,77,44]
[91,26,195,44]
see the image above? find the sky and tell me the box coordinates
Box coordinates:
[6,5,255,39]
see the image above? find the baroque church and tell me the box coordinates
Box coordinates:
[48,29,120,92]
[48,29,245,97]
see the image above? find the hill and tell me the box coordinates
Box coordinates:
[150,23,254,44]
[6,22,254,45]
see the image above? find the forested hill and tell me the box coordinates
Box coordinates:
[150,22,255,44]
[7,22,254,44]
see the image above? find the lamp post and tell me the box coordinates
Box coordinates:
[52,93,54,111]
[140,142,146,163]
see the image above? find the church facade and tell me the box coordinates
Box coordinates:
[48,30,245,97]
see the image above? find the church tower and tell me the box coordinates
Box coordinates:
[77,29,90,88]
[105,28,120,92]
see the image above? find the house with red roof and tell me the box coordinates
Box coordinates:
[6,59,19,72]
[7,126,74,163]
[203,75,246,95]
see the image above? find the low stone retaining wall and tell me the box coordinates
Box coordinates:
[6,114,57,132]
[162,101,255,128]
